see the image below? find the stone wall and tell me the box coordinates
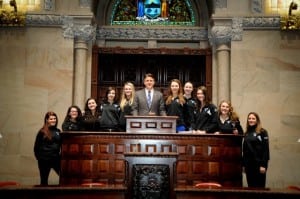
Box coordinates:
[231,30,300,187]
[0,27,74,185]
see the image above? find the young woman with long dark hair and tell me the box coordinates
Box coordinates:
[34,111,61,185]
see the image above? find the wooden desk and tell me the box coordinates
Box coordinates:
[60,132,243,198]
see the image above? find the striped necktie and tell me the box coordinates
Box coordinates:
[147,91,151,107]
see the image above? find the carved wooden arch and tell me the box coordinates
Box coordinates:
[92,0,213,27]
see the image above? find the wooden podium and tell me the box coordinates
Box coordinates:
[125,116,178,133]
[60,117,243,199]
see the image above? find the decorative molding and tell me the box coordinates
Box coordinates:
[25,14,95,41]
[209,16,280,45]
[26,14,63,26]
[24,14,280,43]
[209,25,232,46]
[97,47,210,55]
[251,0,263,13]
[232,18,243,41]
[243,16,281,29]
[97,27,208,41]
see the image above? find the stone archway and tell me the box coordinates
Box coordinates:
[92,0,213,27]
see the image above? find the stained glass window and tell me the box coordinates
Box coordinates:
[111,0,195,26]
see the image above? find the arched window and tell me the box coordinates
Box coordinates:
[110,0,196,26]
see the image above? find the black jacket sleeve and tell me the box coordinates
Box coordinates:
[204,105,218,133]
[33,131,43,160]
[260,130,270,168]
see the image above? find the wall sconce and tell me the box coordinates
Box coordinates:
[281,1,300,30]
[0,0,26,26]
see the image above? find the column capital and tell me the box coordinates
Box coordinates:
[209,17,243,46]
[210,25,232,46]
[62,15,96,42]
[209,17,233,46]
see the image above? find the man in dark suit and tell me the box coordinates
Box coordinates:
[132,73,166,116]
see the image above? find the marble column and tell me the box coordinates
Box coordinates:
[62,16,96,108]
[74,39,88,108]
[210,25,232,102]
[216,43,230,101]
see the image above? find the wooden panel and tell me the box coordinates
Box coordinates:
[130,143,141,152]
[145,144,156,153]
[208,145,221,158]
[114,160,125,173]
[91,47,212,103]
[177,145,188,155]
[99,144,110,154]
[69,144,79,154]
[60,132,243,197]
[82,144,94,155]
[126,116,177,133]
[192,161,207,174]
[91,46,99,100]
[177,160,189,174]
[193,145,205,156]
[97,160,110,172]
[115,144,125,154]
[162,144,172,153]
[81,160,93,175]
[222,162,241,178]
[222,146,241,158]
[68,160,80,175]
[208,162,220,177]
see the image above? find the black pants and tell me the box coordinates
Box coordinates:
[245,165,266,188]
[37,158,60,185]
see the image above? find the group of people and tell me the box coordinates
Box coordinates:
[33,73,270,189]
[59,73,245,134]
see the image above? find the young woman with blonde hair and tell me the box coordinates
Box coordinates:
[215,100,243,135]
[119,82,135,131]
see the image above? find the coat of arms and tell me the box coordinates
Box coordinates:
[144,0,161,19]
